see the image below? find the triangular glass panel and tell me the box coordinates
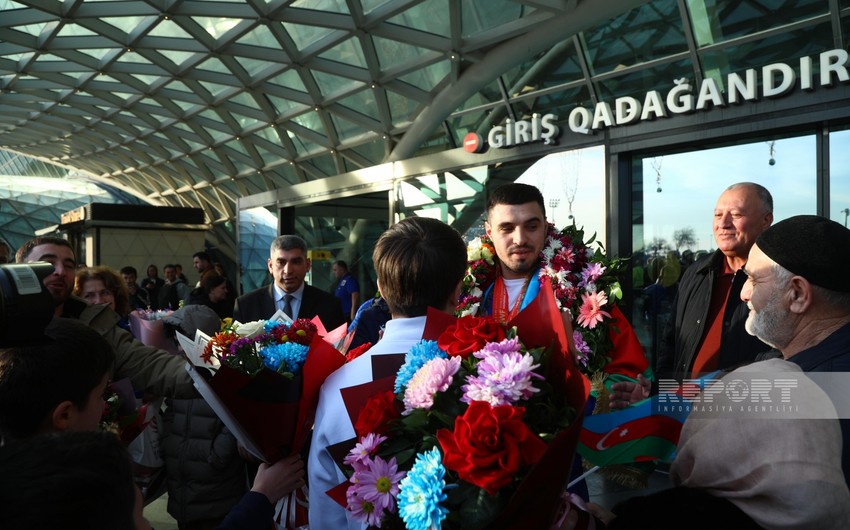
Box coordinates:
[100,16,148,35]
[386,90,420,126]
[286,130,323,155]
[373,36,426,70]
[76,48,115,62]
[330,113,369,142]
[349,138,385,165]
[387,0,450,37]
[193,17,242,39]
[10,23,47,37]
[266,69,308,92]
[236,25,280,49]
[312,70,361,96]
[281,22,334,50]
[236,57,280,77]
[56,22,98,37]
[319,37,367,68]
[198,80,233,97]
[337,89,379,120]
[116,51,154,65]
[290,0,349,14]
[290,110,322,133]
[266,95,309,116]
[196,56,230,75]
[399,60,449,91]
[161,50,196,68]
[256,144,282,165]
[146,19,196,40]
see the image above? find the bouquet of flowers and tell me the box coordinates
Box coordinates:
[183,313,346,463]
[129,308,179,354]
[181,313,348,530]
[457,223,630,376]
[336,290,589,530]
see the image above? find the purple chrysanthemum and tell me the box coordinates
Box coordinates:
[344,433,388,471]
[347,456,405,527]
[461,338,542,406]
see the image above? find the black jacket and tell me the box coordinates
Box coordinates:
[232,283,345,330]
[656,250,769,380]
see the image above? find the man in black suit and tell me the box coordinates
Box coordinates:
[233,234,345,330]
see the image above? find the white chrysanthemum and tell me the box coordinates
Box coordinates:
[548,237,563,252]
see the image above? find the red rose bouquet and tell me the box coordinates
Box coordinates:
[336,290,589,530]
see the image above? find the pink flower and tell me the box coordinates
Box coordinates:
[576,291,611,329]
[347,455,406,527]
[344,433,388,471]
[580,262,606,287]
[402,357,461,414]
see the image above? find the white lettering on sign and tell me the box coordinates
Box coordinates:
[487,113,559,148]
[568,49,850,134]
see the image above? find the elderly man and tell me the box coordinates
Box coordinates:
[656,182,775,380]
[233,234,345,329]
[611,182,775,407]
[740,214,850,485]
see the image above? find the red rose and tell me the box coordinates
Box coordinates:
[436,401,547,495]
[437,315,506,359]
[354,390,400,438]
[345,342,372,362]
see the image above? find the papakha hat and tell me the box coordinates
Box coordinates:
[756,215,850,292]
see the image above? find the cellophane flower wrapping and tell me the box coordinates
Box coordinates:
[129,308,179,354]
[337,288,590,530]
[185,315,347,463]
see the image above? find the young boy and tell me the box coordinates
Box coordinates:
[0,317,114,441]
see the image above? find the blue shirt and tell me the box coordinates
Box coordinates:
[334,273,360,315]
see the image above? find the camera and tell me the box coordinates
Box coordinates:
[0,263,56,346]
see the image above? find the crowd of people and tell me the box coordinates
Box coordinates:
[1,181,850,529]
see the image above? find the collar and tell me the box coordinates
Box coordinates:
[274,282,305,301]
[788,321,850,371]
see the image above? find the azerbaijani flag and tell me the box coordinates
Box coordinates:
[577,398,685,467]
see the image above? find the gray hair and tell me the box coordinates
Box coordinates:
[726,182,774,214]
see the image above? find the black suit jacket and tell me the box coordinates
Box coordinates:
[233,283,345,330]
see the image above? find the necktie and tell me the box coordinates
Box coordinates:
[282,293,294,318]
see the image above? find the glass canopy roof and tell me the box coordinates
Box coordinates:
[0,0,847,242]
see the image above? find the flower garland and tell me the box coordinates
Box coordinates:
[456,222,627,375]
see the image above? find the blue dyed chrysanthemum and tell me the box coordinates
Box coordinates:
[259,342,309,374]
[397,447,448,530]
[395,341,448,393]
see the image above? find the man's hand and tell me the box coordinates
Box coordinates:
[252,454,306,504]
[609,373,651,410]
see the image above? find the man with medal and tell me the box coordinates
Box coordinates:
[481,183,551,324]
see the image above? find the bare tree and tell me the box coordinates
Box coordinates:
[649,237,668,257]
[672,227,697,252]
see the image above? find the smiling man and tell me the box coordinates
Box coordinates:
[480,183,549,323]
[656,182,775,381]
[16,236,194,397]
[233,234,344,329]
